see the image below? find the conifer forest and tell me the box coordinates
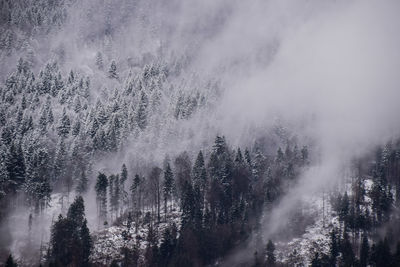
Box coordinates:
[1,0,400,266]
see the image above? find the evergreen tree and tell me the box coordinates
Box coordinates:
[57,108,71,138]
[108,60,118,79]
[192,151,207,194]
[136,91,148,130]
[163,163,174,220]
[5,254,17,267]
[49,196,92,266]
[72,119,81,136]
[159,224,178,267]
[144,224,159,266]
[109,174,116,219]
[113,175,120,218]
[181,181,195,229]
[359,232,369,267]
[329,229,338,266]
[265,240,276,266]
[6,142,25,193]
[95,52,103,70]
[370,238,392,267]
[120,164,128,213]
[341,230,355,267]
[130,174,141,208]
[244,148,252,167]
[149,167,162,222]
[276,147,284,163]
[95,172,108,224]
[80,219,92,266]
[53,139,67,183]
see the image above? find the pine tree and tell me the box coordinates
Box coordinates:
[53,139,67,183]
[72,119,81,136]
[5,254,17,267]
[67,196,85,225]
[265,240,276,266]
[149,167,162,222]
[57,108,71,138]
[144,224,159,266]
[329,229,338,266]
[120,164,128,213]
[181,181,195,229]
[359,232,369,267]
[130,174,141,209]
[235,148,244,164]
[136,92,148,130]
[113,175,120,218]
[244,148,252,167]
[95,172,108,225]
[159,223,178,267]
[49,196,92,266]
[341,230,355,267]
[130,174,142,232]
[276,147,284,163]
[339,192,350,222]
[163,163,174,220]
[193,151,207,194]
[95,52,103,70]
[109,174,117,220]
[108,60,118,79]
[39,107,48,133]
[6,142,26,193]
[80,219,92,266]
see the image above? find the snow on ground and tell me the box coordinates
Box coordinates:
[90,206,181,266]
[275,177,374,266]
[275,192,340,266]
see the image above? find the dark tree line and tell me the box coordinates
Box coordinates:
[93,135,309,266]
[48,196,92,266]
[312,141,400,267]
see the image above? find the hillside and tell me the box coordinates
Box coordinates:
[1,0,400,266]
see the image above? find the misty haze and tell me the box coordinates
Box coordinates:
[1,0,400,266]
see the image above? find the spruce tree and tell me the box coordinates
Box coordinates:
[341,230,355,267]
[57,108,71,138]
[108,60,118,79]
[95,52,103,70]
[329,229,338,266]
[192,151,207,194]
[6,142,26,193]
[49,197,92,266]
[80,219,92,266]
[359,232,369,267]
[136,92,148,130]
[265,240,276,266]
[120,164,128,213]
[5,254,17,267]
[163,163,174,220]
[95,172,108,224]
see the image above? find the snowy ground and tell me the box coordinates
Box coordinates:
[90,206,182,266]
[275,177,374,266]
[271,188,341,266]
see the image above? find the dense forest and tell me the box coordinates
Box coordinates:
[1,0,400,266]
